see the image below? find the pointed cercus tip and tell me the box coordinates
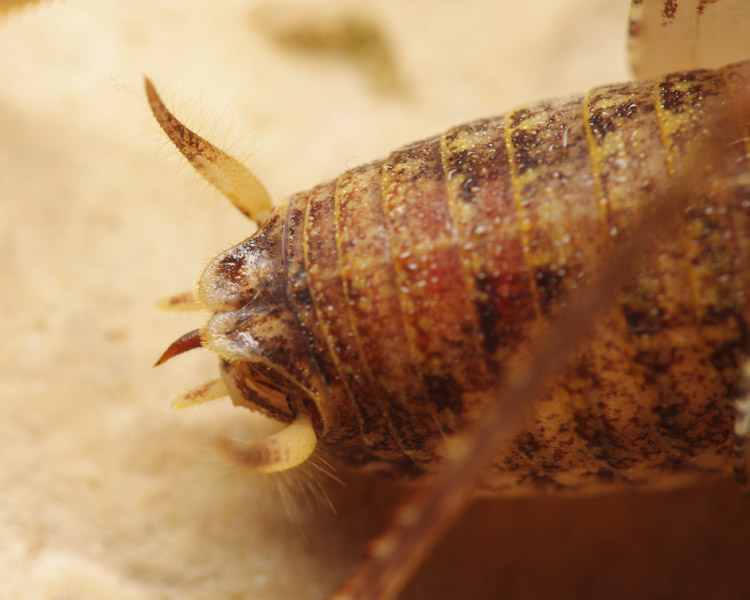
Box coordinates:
[143,75,156,101]
[143,76,274,225]
[153,328,204,367]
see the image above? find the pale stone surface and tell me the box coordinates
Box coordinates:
[2,1,750,599]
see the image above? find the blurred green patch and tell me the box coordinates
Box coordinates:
[254,5,405,95]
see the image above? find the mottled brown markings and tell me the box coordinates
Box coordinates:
[659,81,688,113]
[508,107,532,128]
[438,124,495,393]
[584,80,706,471]
[697,0,719,15]
[572,409,634,470]
[586,97,653,143]
[222,361,295,424]
[516,470,566,492]
[662,0,678,21]
[510,105,588,177]
[581,331,668,468]
[285,177,435,472]
[216,254,245,290]
[623,306,670,335]
[284,189,383,466]
[334,163,439,464]
[508,127,540,176]
[307,174,418,464]
[653,66,750,459]
[473,277,502,356]
[473,270,533,359]
[503,95,619,479]
[721,64,750,379]
[306,183,405,459]
[658,70,722,116]
[707,313,750,381]
[420,374,463,419]
[507,98,602,321]
[532,266,568,310]
[651,396,722,452]
[207,210,287,309]
[440,118,535,369]
[634,340,723,452]
[516,432,543,460]
[290,285,313,313]
[382,139,481,437]
[545,359,622,476]
[333,168,388,400]
[220,307,317,391]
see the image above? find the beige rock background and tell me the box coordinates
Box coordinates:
[2,0,750,599]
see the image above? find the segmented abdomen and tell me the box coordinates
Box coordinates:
[284,62,750,493]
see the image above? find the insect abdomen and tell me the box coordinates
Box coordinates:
[269,62,750,493]
[193,62,750,493]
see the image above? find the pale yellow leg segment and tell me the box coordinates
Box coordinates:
[156,291,202,312]
[732,362,750,493]
[144,78,273,224]
[219,415,317,473]
[171,378,229,409]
